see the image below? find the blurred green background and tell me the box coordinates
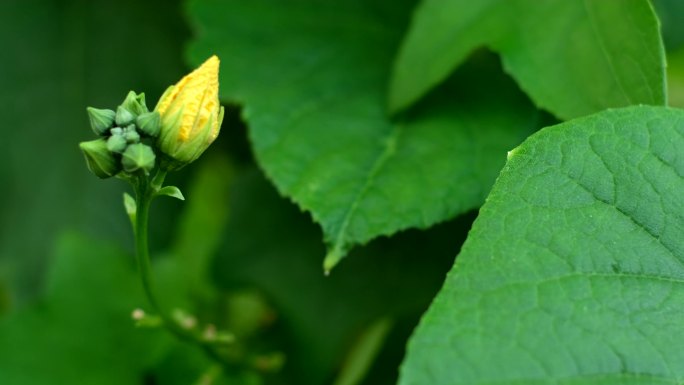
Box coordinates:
[0,0,190,302]
[1,1,684,384]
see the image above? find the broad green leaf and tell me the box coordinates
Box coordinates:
[186,0,539,268]
[390,0,666,119]
[0,233,169,385]
[400,106,684,384]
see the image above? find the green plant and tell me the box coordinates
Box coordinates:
[184,0,683,383]
[1,0,683,384]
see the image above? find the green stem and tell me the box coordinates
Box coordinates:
[132,173,231,365]
[134,177,178,334]
[135,182,157,312]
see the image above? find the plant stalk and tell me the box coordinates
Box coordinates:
[132,173,232,365]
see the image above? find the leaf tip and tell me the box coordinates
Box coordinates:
[506,146,522,161]
[323,249,344,275]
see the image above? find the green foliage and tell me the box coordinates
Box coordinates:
[0,233,170,385]
[186,0,540,268]
[2,0,683,383]
[213,167,472,384]
[391,0,666,119]
[0,0,189,302]
[400,106,684,384]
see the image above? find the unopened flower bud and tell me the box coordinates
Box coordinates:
[121,91,148,116]
[155,55,224,168]
[110,127,123,136]
[115,106,136,126]
[122,143,156,174]
[86,107,116,136]
[123,125,140,143]
[136,111,160,137]
[79,138,120,178]
[106,134,127,153]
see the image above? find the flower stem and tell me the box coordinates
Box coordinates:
[132,173,231,365]
[134,176,173,330]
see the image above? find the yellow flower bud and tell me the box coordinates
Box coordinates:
[155,55,224,168]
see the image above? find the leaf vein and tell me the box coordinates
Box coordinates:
[551,162,683,270]
[329,123,403,254]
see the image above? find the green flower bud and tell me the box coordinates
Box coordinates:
[79,138,120,178]
[86,107,116,136]
[124,126,140,143]
[110,127,123,136]
[122,143,155,174]
[136,111,161,137]
[115,106,136,126]
[106,134,128,153]
[121,91,148,116]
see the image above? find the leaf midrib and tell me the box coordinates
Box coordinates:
[328,122,404,254]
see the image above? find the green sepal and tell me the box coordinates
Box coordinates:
[121,91,148,115]
[121,143,155,174]
[115,106,136,126]
[123,125,140,143]
[106,134,127,153]
[86,107,115,136]
[323,247,345,275]
[79,138,120,179]
[136,111,161,137]
[155,185,185,200]
[135,93,148,113]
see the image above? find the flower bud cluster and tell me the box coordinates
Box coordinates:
[79,56,223,179]
[80,91,160,178]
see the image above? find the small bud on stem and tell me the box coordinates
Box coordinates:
[79,138,120,178]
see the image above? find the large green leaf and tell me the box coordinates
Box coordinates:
[390,0,666,119]
[400,106,684,384]
[186,0,539,269]
[0,233,169,385]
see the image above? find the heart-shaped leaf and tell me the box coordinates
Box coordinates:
[186,0,539,269]
[400,106,684,384]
